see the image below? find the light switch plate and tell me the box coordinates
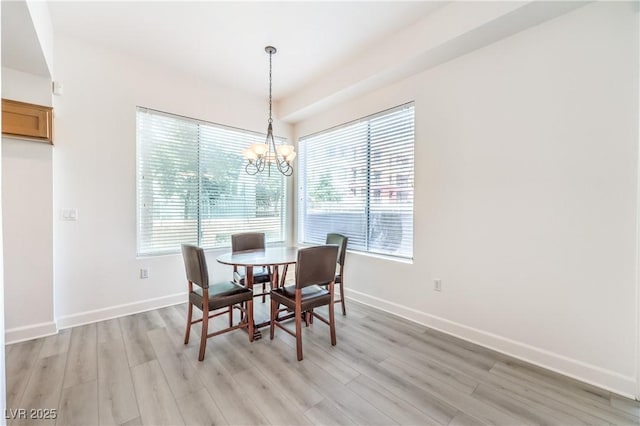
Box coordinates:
[61,209,78,221]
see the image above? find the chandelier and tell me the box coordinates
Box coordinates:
[242,46,296,176]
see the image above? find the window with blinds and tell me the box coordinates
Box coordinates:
[136,107,287,256]
[298,103,414,259]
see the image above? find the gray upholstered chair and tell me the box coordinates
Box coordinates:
[326,233,348,315]
[231,232,272,302]
[270,245,338,361]
[181,244,254,361]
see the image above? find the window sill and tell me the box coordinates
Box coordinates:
[296,242,413,265]
[347,249,413,265]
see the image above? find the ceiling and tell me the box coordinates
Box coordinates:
[1,1,51,77]
[47,1,443,101]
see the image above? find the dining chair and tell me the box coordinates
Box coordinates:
[270,245,338,361]
[181,244,254,361]
[305,234,348,326]
[326,233,349,315]
[231,232,272,302]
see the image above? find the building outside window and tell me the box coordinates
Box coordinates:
[298,103,415,259]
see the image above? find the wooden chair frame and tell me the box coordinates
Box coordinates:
[326,233,348,315]
[270,282,336,361]
[269,245,338,361]
[184,280,254,361]
[232,232,273,303]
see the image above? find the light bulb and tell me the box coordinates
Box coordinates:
[242,148,258,161]
[250,143,268,156]
[276,144,294,157]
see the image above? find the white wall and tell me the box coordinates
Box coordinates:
[2,68,56,343]
[24,0,54,77]
[0,64,7,426]
[2,140,54,337]
[2,67,51,105]
[52,36,293,328]
[295,2,639,397]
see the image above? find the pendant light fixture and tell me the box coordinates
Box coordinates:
[242,46,295,176]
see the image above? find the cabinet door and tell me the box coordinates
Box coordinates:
[2,99,53,143]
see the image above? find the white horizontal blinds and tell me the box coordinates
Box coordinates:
[299,102,414,259]
[368,106,414,258]
[198,124,286,248]
[137,108,286,256]
[137,110,199,255]
[301,122,368,251]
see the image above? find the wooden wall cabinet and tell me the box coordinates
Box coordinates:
[2,99,53,144]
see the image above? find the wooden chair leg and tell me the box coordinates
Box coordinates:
[247,299,255,342]
[269,299,277,340]
[198,308,209,361]
[271,265,278,291]
[295,307,303,361]
[184,302,193,344]
[262,282,266,303]
[340,279,346,315]
[228,306,233,327]
[280,264,288,287]
[304,311,310,327]
[329,298,336,346]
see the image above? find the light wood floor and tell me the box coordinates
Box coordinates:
[5,299,640,425]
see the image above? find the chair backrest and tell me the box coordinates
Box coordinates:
[326,233,348,267]
[295,245,339,289]
[231,232,265,252]
[181,244,209,289]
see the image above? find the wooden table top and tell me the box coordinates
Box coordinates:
[216,246,299,267]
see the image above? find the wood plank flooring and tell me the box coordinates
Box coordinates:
[5,300,640,425]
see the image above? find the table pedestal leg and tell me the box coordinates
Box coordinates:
[244,266,263,340]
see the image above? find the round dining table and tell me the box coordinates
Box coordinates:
[217,246,299,338]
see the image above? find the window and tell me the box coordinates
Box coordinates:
[136,108,287,256]
[298,103,414,259]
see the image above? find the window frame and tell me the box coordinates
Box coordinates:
[136,107,288,257]
[297,102,415,260]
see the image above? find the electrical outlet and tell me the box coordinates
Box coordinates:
[434,279,442,292]
[140,268,149,279]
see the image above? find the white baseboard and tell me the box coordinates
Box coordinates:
[346,288,638,399]
[5,321,58,345]
[56,292,187,330]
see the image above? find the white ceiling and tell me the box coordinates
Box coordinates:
[47,1,443,101]
[1,1,51,77]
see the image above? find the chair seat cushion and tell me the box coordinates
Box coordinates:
[234,266,271,285]
[190,281,253,311]
[271,284,330,311]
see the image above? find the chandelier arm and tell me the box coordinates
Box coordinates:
[245,162,259,175]
[256,157,266,173]
[267,125,287,167]
[276,161,293,176]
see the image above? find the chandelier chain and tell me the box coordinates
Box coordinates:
[268,50,273,124]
